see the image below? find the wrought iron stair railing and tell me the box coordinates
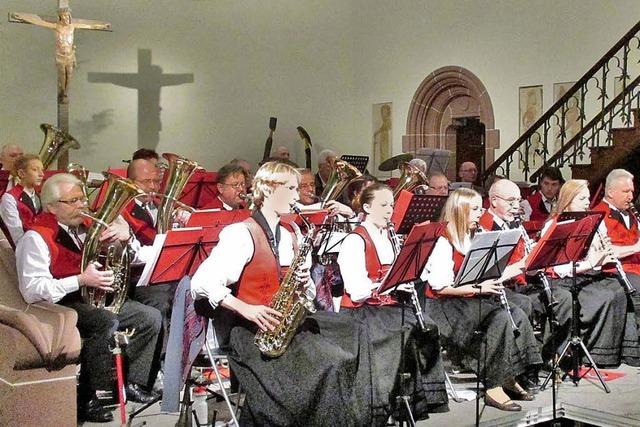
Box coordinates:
[529,74,640,182]
[481,20,640,185]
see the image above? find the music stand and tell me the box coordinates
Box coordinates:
[391,190,448,234]
[452,229,521,427]
[186,209,250,228]
[532,214,611,398]
[415,147,451,176]
[340,155,369,174]
[179,171,219,209]
[376,221,447,427]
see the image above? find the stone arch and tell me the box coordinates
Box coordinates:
[403,66,499,177]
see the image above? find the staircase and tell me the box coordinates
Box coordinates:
[482,20,640,188]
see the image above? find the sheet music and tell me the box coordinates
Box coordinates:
[136,233,167,287]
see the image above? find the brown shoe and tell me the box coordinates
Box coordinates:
[484,394,522,412]
[504,387,535,401]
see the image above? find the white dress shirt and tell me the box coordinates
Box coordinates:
[420,236,459,291]
[337,221,395,303]
[134,199,158,226]
[191,221,311,309]
[1,192,25,244]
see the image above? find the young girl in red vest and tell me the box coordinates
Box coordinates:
[421,188,542,412]
[546,179,640,367]
[0,153,44,244]
[337,182,448,423]
[191,161,373,426]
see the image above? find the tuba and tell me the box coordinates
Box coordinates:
[255,207,317,357]
[156,153,200,233]
[81,172,146,313]
[67,163,90,199]
[38,123,80,170]
[320,160,362,205]
[392,162,428,199]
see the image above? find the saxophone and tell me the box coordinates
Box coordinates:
[254,207,317,357]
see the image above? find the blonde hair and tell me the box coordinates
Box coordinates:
[251,161,300,209]
[439,188,480,253]
[551,179,589,215]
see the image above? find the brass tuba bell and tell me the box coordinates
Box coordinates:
[319,160,362,205]
[156,153,200,233]
[38,123,80,170]
[80,172,146,313]
[392,162,428,199]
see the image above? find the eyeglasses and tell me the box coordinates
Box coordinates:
[57,197,88,206]
[221,182,246,190]
[494,195,522,206]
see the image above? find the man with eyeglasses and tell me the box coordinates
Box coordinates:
[15,173,162,422]
[424,173,449,196]
[481,179,572,388]
[203,163,248,210]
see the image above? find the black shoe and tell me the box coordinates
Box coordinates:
[125,383,159,404]
[78,397,114,423]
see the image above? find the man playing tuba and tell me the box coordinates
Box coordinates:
[15,173,162,423]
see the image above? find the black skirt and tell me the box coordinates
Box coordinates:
[556,273,640,367]
[424,296,542,389]
[340,304,449,425]
[228,310,374,426]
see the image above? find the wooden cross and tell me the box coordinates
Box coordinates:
[9,1,111,168]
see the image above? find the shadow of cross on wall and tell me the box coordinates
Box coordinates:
[88,49,194,151]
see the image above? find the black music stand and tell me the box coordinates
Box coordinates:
[453,229,521,427]
[340,155,369,174]
[416,147,451,176]
[377,221,447,427]
[391,190,448,234]
[533,214,610,399]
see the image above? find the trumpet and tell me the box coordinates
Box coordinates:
[594,225,636,295]
[387,221,427,331]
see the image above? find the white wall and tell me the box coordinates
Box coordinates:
[1,0,639,174]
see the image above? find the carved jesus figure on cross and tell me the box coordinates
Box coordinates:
[9,4,111,104]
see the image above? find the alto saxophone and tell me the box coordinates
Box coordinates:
[254,207,317,357]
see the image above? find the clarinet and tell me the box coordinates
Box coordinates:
[387,221,427,331]
[514,216,557,308]
[475,228,520,337]
[595,226,636,296]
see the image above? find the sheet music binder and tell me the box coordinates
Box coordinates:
[454,229,522,287]
[391,190,448,234]
[340,155,369,173]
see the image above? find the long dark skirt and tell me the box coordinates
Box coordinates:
[518,282,573,362]
[424,296,542,389]
[340,305,448,425]
[228,311,373,426]
[556,273,640,367]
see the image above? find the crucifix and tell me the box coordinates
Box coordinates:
[9,1,111,168]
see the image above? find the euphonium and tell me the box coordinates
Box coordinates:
[392,162,428,199]
[320,160,362,205]
[38,123,80,170]
[255,206,317,357]
[67,163,90,199]
[81,172,146,313]
[156,153,200,233]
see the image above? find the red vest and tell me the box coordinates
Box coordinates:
[234,218,296,306]
[6,184,40,231]
[28,212,82,279]
[424,234,466,299]
[122,201,157,246]
[593,201,640,274]
[340,225,396,308]
[201,196,225,210]
[479,211,501,232]
[527,192,552,222]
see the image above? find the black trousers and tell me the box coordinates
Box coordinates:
[60,294,162,396]
[133,281,178,355]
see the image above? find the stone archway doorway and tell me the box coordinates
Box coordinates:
[403,66,499,181]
